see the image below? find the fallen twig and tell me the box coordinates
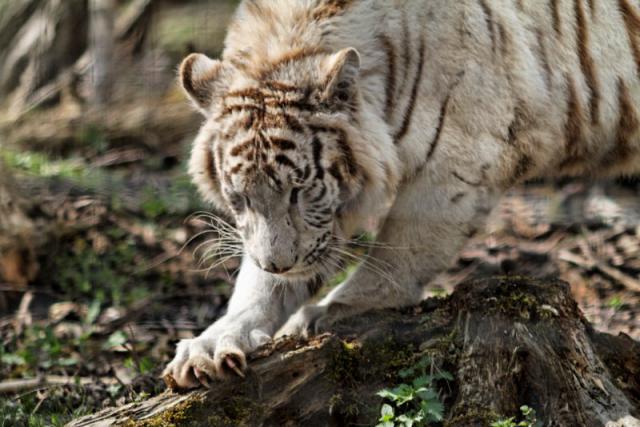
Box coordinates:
[0,375,117,394]
[558,249,640,293]
[13,291,33,336]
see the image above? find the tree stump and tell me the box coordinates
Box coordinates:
[67,277,640,427]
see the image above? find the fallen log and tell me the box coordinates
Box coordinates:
[67,277,640,427]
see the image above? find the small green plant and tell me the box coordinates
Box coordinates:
[376,356,452,427]
[491,405,540,427]
[1,325,78,373]
[0,383,95,427]
[51,239,139,306]
[607,296,624,311]
[141,186,168,219]
[124,355,154,375]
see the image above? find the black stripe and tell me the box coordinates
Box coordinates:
[230,139,254,156]
[204,146,216,182]
[574,0,600,125]
[425,74,464,163]
[311,136,324,179]
[270,138,297,150]
[399,11,412,95]
[263,164,283,189]
[264,98,316,112]
[301,164,312,180]
[221,104,263,117]
[307,276,324,295]
[619,0,640,77]
[335,130,358,176]
[379,34,397,120]
[274,154,297,169]
[452,171,482,187]
[328,163,344,182]
[283,114,306,133]
[395,36,426,143]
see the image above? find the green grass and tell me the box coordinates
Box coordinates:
[2,150,85,179]
[2,147,205,219]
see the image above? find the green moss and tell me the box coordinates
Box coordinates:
[498,291,538,320]
[420,327,459,359]
[445,408,500,427]
[135,395,205,427]
[475,278,548,321]
[328,340,364,385]
[211,396,264,426]
[134,394,263,427]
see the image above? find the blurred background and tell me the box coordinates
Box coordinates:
[0,0,638,424]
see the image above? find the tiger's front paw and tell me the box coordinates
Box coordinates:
[162,328,271,390]
[276,304,334,339]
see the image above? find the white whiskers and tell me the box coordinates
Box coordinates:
[185,212,244,278]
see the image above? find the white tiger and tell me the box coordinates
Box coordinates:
[164,0,640,390]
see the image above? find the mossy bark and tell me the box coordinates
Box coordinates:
[68,277,640,427]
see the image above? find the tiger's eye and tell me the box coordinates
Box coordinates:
[229,193,247,212]
[337,91,350,102]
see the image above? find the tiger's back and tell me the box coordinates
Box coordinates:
[221,0,640,185]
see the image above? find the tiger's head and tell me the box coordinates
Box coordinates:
[181,48,374,280]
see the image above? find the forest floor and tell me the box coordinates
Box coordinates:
[1,132,639,425]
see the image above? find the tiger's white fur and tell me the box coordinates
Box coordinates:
[165,0,640,410]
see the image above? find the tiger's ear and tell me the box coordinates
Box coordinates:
[321,48,361,104]
[179,53,226,113]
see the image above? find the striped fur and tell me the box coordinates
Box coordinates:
[167,0,640,393]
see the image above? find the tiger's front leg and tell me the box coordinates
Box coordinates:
[278,161,504,338]
[163,256,312,388]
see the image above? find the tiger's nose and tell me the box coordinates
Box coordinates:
[264,262,292,275]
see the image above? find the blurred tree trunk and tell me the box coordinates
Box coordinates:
[0,0,88,115]
[0,163,38,290]
[0,0,42,53]
[89,0,115,106]
[0,0,159,121]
